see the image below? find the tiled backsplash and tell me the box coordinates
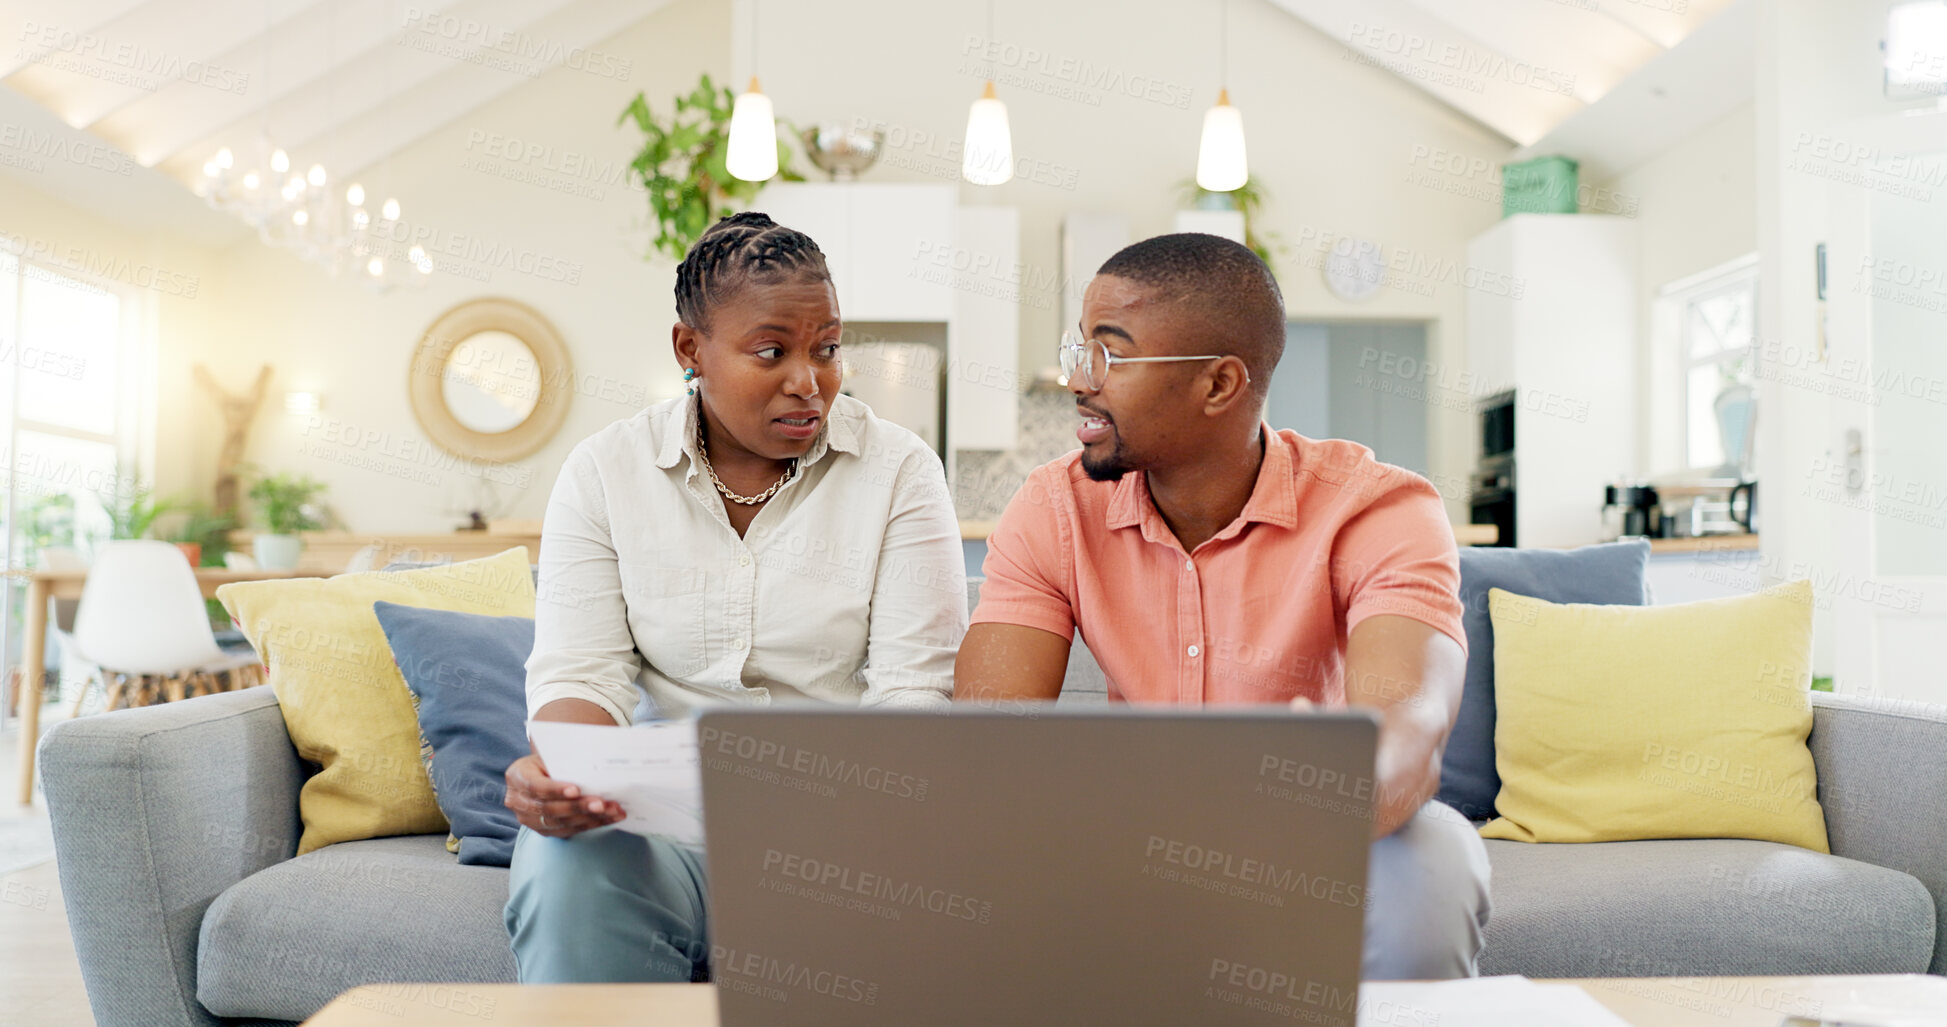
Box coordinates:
[952,387,1081,519]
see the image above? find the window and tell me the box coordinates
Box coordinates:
[1885,1,1947,101]
[1662,257,1759,477]
[0,249,136,727]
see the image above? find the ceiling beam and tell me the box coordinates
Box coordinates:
[63,0,336,130]
[91,0,475,166]
[157,0,663,189]
[1512,0,1755,182]
[1393,0,1662,104]
[1261,0,1585,146]
[0,0,155,80]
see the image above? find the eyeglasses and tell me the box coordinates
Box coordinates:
[1058,329,1244,392]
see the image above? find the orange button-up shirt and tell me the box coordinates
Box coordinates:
[971,427,1466,706]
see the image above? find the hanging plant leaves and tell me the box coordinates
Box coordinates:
[619,72,806,262]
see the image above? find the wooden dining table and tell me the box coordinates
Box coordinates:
[11,565,323,804]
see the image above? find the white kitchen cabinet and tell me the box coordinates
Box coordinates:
[751,183,853,308]
[847,184,954,321]
[949,206,1020,451]
[1466,214,1638,548]
[755,181,1018,453]
[755,182,953,321]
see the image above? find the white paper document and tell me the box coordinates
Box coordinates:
[1359,976,1632,1027]
[525,719,704,847]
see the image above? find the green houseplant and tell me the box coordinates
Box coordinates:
[100,484,181,543]
[246,471,327,570]
[1178,178,1280,274]
[102,483,223,568]
[619,72,803,262]
[10,493,79,704]
[162,502,237,568]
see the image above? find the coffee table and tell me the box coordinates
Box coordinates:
[302,974,1947,1025]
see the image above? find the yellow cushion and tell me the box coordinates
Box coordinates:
[1479,580,1828,852]
[218,548,535,855]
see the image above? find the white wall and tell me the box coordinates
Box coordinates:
[1753,0,1947,683]
[1593,102,1757,475]
[741,0,1512,519]
[7,0,1511,531]
[190,0,728,532]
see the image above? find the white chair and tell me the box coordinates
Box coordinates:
[72,540,262,710]
[341,543,383,574]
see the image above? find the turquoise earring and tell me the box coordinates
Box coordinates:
[683,367,697,395]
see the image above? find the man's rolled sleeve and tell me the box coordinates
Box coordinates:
[1334,475,1468,653]
[970,464,1078,641]
[525,444,643,727]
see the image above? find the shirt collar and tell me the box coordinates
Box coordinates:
[654,393,862,474]
[1106,424,1299,537]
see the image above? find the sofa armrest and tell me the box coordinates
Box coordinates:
[1808,690,1947,974]
[38,686,306,1027]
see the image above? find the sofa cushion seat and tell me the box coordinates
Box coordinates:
[1481,837,1937,978]
[196,834,515,1022]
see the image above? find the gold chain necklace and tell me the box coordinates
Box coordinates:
[695,415,797,506]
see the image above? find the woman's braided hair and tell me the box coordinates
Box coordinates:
[674,211,832,333]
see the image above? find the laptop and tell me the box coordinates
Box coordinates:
[697,706,1379,1026]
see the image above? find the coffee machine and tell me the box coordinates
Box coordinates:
[1601,478,1756,540]
[1656,479,1756,537]
[1601,483,1662,540]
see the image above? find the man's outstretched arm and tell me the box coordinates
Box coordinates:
[953,623,1072,703]
[1341,614,1466,839]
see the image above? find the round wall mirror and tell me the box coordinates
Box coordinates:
[410,298,572,462]
[442,330,541,433]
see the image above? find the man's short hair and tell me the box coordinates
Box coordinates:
[1095,232,1285,396]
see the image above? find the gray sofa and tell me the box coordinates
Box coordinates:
[39,619,1947,1026]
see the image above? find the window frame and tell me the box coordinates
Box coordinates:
[1656,254,1761,479]
[0,248,142,730]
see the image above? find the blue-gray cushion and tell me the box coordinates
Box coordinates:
[372,601,532,867]
[1479,837,1936,977]
[1439,540,1649,820]
[196,834,515,1021]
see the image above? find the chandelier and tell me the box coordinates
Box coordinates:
[193,3,430,291]
[197,143,432,290]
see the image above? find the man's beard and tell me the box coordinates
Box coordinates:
[1080,442,1132,482]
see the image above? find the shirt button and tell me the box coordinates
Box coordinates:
[1185,559,1194,571]
[1187,644,1201,658]
[732,637,746,650]
[739,553,751,567]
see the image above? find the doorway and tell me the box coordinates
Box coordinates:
[1264,321,1430,475]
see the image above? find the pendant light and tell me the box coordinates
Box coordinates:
[725,0,779,182]
[1196,0,1248,192]
[961,0,1014,185]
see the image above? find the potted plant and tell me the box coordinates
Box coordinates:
[162,502,237,569]
[246,471,327,569]
[101,483,236,566]
[619,72,803,262]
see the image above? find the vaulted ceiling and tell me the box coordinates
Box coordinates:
[1,0,1745,237]
[1263,0,1744,147]
[3,0,663,187]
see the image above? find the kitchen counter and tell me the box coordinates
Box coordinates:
[1646,535,1759,554]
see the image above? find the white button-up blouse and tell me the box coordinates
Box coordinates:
[524,393,967,724]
